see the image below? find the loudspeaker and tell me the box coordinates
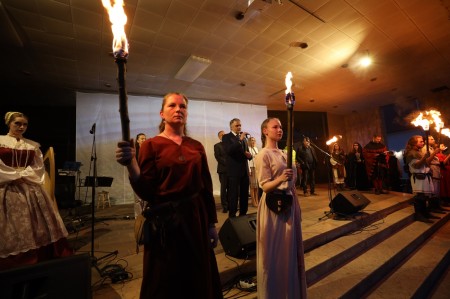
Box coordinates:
[0,253,91,299]
[330,191,370,215]
[219,213,256,258]
[55,175,76,208]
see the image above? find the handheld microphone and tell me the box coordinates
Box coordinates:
[89,123,96,134]
[240,132,250,138]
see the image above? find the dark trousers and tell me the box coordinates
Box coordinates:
[301,167,316,193]
[218,173,228,210]
[227,175,249,217]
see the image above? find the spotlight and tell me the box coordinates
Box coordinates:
[360,57,372,67]
[359,50,372,67]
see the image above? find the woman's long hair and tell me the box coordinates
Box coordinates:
[135,133,146,159]
[352,142,363,154]
[404,135,423,154]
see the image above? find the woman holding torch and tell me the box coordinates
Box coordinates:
[255,117,307,298]
[116,93,222,299]
[404,135,440,223]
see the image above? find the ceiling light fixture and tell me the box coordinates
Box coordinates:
[359,50,372,67]
[175,55,212,82]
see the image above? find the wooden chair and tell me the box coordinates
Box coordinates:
[97,190,111,209]
[43,147,58,210]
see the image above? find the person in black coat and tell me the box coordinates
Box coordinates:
[222,118,253,217]
[346,142,370,191]
[296,136,318,196]
[214,130,228,213]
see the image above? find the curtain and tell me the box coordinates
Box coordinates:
[76,92,267,204]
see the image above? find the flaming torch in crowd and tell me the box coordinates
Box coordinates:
[411,110,443,153]
[101,0,130,141]
[441,128,450,137]
[430,110,444,145]
[411,112,431,152]
[285,72,295,168]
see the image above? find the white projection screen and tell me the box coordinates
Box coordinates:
[76,92,267,205]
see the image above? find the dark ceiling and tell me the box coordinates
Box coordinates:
[1,0,450,113]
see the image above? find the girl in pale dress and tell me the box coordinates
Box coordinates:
[0,112,72,270]
[248,136,259,207]
[254,117,307,298]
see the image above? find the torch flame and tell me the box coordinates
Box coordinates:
[102,0,128,55]
[428,110,443,131]
[285,72,293,94]
[411,111,436,131]
[441,128,450,138]
[411,112,426,129]
[326,136,338,146]
[411,111,430,131]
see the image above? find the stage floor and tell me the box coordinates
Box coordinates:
[60,184,422,299]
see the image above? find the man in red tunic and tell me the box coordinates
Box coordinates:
[363,134,389,195]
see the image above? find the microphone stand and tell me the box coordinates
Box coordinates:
[308,140,339,220]
[88,124,119,275]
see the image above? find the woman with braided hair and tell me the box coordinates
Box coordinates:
[0,111,72,271]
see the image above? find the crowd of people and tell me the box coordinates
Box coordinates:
[5,97,450,299]
[289,134,400,196]
[289,132,450,212]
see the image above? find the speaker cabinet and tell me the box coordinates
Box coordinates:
[330,191,370,215]
[0,253,91,299]
[55,175,76,208]
[219,213,256,258]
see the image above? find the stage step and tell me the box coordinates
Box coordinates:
[429,256,450,299]
[302,193,413,252]
[215,188,450,298]
[368,220,450,299]
[305,208,415,286]
[307,212,450,298]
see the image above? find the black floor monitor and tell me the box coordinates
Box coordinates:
[0,253,92,299]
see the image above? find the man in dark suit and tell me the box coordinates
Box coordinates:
[222,118,252,217]
[214,130,228,213]
[296,136,319,196]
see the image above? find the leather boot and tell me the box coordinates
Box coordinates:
[414,201,433,223]
[415,213,434,223]
[429,198,450,213]
[424,212,441,219]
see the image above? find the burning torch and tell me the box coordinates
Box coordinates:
[101,0,130,141]
[411,110,445,153]
[424,120,430,153]
[430,110,444,146]
[411,112,430,153]
[285,72,295,168]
